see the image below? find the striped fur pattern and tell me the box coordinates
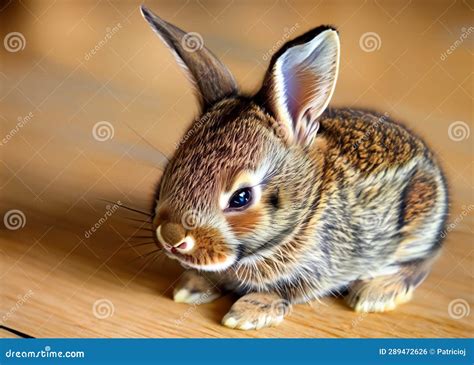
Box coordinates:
[141,6,448,330]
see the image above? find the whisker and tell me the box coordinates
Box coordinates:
[124,216,152,224]
[122,242,157,249]
[138,250,164,272]
[124,224,154,232]
[99,199,152,217]
[131,227,155,232]
[120,120,170,163]
[131,249,157,262]
[157,252,167,264]
[140,249,161,259]
[125,240,157,244]
[129,225,153,231]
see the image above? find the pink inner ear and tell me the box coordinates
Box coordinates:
[273,31,339,146]
[282,66,322,138]
[281,46,326,125]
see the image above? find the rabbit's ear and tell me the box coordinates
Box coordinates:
[258,27,340,147]
[141,6,238,109]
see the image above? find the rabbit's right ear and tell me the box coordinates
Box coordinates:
[257,26,340,147]
[141,6,238,110]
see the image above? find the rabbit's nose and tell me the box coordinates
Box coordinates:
[160,222,185,244]
[156,222,195,254]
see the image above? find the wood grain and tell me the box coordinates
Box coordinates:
[0,0,472,338]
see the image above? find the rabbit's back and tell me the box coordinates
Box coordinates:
[301,108,448,294]
[316,108,447,248]
[318,108,430,173]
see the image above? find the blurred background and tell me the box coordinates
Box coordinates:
[0,0,472,338]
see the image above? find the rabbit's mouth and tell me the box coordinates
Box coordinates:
[167,249,238,272]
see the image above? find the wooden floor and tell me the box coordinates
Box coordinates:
[1,0,472,338]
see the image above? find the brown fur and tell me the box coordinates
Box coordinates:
[227,208,262,236]
[160,222,185,245]
[402,172,437,224]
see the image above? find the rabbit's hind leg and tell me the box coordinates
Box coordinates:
[345,258,434,312]
[346,168,446,313]
[393,168,447,261]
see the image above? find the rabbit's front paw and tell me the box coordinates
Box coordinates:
[222,293,291,330]
[173,271,221,304]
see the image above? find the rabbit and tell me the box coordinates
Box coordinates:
[140,5,448,330]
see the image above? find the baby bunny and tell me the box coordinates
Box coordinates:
[141,6,448,330]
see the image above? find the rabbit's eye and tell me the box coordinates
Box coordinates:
[228,187,253,210]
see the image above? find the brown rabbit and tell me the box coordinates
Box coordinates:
[141,6,448,330]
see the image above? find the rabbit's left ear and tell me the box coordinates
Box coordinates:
[258,27,340,147]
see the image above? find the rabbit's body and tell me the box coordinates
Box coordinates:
[141,6,448,329]
[216,107,447,304]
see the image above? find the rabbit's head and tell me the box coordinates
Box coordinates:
[142,6,340,271]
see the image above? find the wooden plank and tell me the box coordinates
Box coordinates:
[0,0,472,338]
